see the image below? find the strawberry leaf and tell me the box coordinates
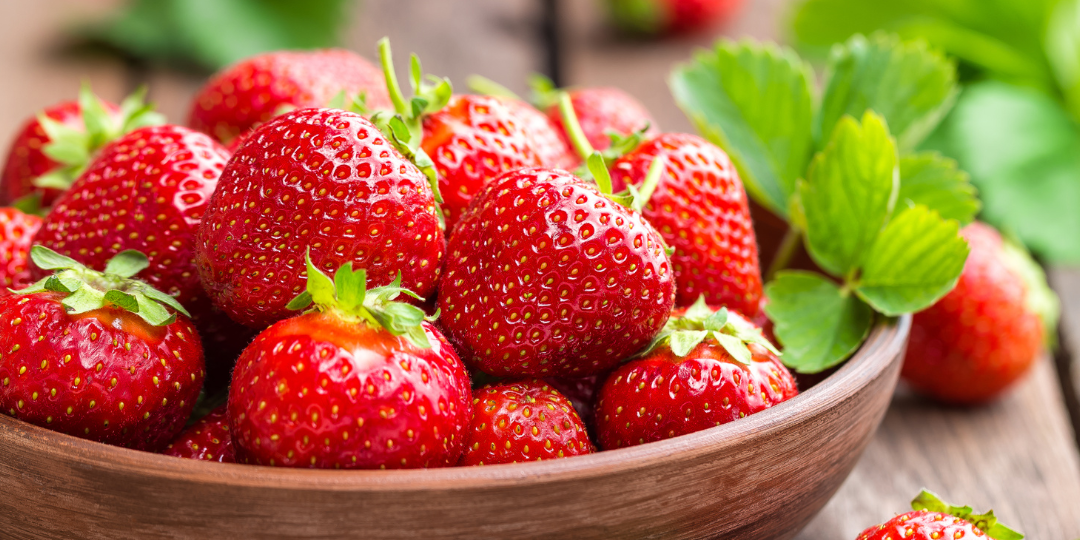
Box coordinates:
[669,330,709,357]
[303,253,337,308]
[817,33,957,153]
[896,152,979,225]
[670,39,815,218]
[798,112,898,277]
[765,271,872,373]
[855,205,969,316]
[30,245,84,271]
[103,249,150,279]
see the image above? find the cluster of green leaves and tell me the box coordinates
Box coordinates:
[670,34,975,372]
[792,0,1080,262]
[77,0,353,71]
[640,297,780,362]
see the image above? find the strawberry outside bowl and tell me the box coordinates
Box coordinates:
[0,317,907,539]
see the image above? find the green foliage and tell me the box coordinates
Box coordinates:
[895,153,980,224]
[79,0,353,72]
[640,297,780,363]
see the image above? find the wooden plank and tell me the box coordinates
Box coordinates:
[798,357,1080,539]
[0,0,129,151]
[1048,267,1080,447]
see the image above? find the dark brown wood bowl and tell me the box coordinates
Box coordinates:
[0,317,908,540]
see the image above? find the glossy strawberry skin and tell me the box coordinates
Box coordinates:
[501,98,577,170]
[0,292,204,450]
[196,108,445,329]
[229,312,472,469]
[856,510,986,540]
[439,167,675,378]
[546,88,656,152]
[460,379,593,466]
[0,208,42,292]
[903,223,1043,404]
[0,101,119,206]
[162,404,234,462]
[595,311,796,449]
[189,49,391,145]
[611,133,763,317]
[422,95,545,232]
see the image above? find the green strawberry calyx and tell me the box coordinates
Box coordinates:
[286,251,435,349]
[32,83,165,194]
[14,246,189,326]
[998,235,1060,347]
[637,296,780,362]
[911,490,1023,540]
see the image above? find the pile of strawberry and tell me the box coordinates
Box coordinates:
[0,38,1050,476]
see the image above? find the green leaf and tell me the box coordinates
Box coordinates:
[713,332,752,364]
[765,271,873,373]
[304,253,336,308]
[855,205,969,316]
[586,152,613,195]
[286,291,313,311]
[817,33,958,153]
[134,293,175,326]
[138,287,191,318]
[670,40,815,217]
[104,250,150,278]
[701,307,729,332]
[799,112,898,277]
[334,264,366,313]
[670,330,709,357]
[1046,0,1080,121]
[924,82,1080,262]
[896,152,979,225]
[103,290,139,312]
[61,286,106,315]
[30,246,84,271]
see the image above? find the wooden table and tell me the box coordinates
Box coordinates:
[1,1,1078,538]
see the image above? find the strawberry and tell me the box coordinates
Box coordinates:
[500,97,578,170]
[459,379,593,465]
[544,372,605,433]
[610,132,762,316]
[375,40,556,233]
[594,299,796,449]
[0,86,162,207]
[858,490,1023,540]
[0,208,42,292]
[195,107,445,329]
[902,223,1056,404]
[0,247,204,450]
[30,124,250,380]
[162,404,234,462]
[228,255,471,469]
[438,165,675,378]
[189,49,391,145]
[531,76,657,153]
[605,0,746,36]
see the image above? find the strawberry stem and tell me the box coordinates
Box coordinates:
[558,92,596,161]
[631,155,666,212]
[466,75,522,101]
[377,37,410,117]
[586,152,613,195]
[765,226,802,281]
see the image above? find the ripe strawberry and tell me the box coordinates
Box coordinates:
[903,223,1056,404]
[606,0,746,36]
[0,247,204,450]
[532,76,657,153]
[438,166,675,378]
[162,405,234,462]
[544,372,605,433]
[229,256,471,469]
[31,124,250,378]
[594,299,796,449]
[0,86,162,207]
[0,208,42,292]
[858,490,1023,540]
[189,49,391,145]
[459,379,593,465]
[195,107,445,329]
[610,132,762,316]
[500,97,578,170]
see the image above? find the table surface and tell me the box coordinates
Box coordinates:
[1,1,1078,538]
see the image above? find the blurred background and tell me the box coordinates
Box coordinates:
[1,0,1079,536]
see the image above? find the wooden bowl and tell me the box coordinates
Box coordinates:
[0,317,908,540]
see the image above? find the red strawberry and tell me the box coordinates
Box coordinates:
[0,86,162,207]
[31,124,250,379]
[0,208,42,292]
[500,97,577,169]
[438,166,675,378]
[162,405,234,462]
[459,379,593,465]
[532,76,657,153]
[594,300,796,449]
[858,490,1023,540]
[195,107,445,329]
[606,0,746,36]
[0,247,204,450]
[610,132,762,316]
[544,372,605,432]
[189,49,391,145]
[228,256,471,469]
[902,223,1055,404]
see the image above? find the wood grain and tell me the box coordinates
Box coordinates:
[0,321,906,540]
[1049,267,1080,448]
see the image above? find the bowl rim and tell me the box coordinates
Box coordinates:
[0,316,910,492]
